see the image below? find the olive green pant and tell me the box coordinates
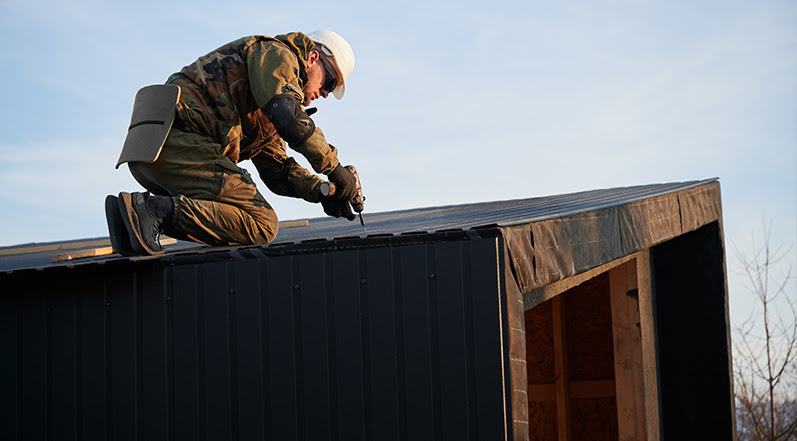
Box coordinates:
[128,128,278,246]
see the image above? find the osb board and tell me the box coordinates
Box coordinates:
[525,272,615,384]
[528,398,620,441]
[529,401,558,441]
[565,273,615,381]
[525,300,555,384]
[525,292,557,440]
[572,398,619,441]
[525,271,618,440]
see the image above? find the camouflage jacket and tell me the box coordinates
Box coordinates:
[166,33,338,201]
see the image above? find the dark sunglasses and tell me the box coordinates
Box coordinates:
[319,57,337,93]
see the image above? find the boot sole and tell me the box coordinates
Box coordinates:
[104,195,138,256]
[118,192,165,256]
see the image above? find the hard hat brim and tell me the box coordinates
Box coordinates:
[332,84,345,99]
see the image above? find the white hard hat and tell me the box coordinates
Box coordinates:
[306,30,354,99]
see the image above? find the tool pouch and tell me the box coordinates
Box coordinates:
[115,84,181,168]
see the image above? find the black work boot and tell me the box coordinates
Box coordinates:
[117,191,166,255]
[104,195,137,256]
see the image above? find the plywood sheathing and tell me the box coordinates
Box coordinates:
[525,273,619,441]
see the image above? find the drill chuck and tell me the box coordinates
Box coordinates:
[345,165,365,213]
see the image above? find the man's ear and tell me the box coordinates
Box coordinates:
[308,49,320,63]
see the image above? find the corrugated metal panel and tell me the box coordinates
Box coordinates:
[0,236,511,440]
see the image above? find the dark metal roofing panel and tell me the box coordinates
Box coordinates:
[270,179,716,244]
[0,179,716,273]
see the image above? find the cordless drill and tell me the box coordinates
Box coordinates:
[320,165,366,229]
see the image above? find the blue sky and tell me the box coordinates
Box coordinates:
[1,1,794,318]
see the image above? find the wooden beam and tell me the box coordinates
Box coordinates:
[52,246,115,262]
[51,238,178,262]
[5,219,309,259]
[552,296,573,441]
[571,379,616,399]
[528,380,617,401]
[609,260,646,441]
[636,250,661,441]
[524,252,640,311]
[279,219,309,228]
[0,239,111,256]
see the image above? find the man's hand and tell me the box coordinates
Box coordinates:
[327,164,358,200]
[321,197,356,221]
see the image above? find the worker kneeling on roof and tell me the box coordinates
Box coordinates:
[106,30,359,256]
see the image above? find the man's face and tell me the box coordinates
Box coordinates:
[303,49,336,106]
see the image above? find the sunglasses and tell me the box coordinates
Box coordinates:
[319,56,338,93]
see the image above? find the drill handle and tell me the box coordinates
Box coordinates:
[319,165,365,213]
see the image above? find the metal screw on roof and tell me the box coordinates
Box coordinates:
[105,302,112,307]
[429,273,436,279]
[229,288,235,295]
[294,284,300,290]
[166,297,172,302]
[361,278,367,285]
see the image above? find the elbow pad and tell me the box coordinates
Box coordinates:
[265,94,316,145]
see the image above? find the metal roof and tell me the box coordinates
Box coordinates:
[0,179,717,273]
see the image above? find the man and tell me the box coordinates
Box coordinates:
[105,30,359,256]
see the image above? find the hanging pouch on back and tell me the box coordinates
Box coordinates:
[116,84,181,168]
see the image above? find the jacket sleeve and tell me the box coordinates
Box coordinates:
[251,149,325,203]
[246,40,339,175]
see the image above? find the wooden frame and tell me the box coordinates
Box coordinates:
[525,251,661,441]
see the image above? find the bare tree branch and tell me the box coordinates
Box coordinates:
[732,218,797,441]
